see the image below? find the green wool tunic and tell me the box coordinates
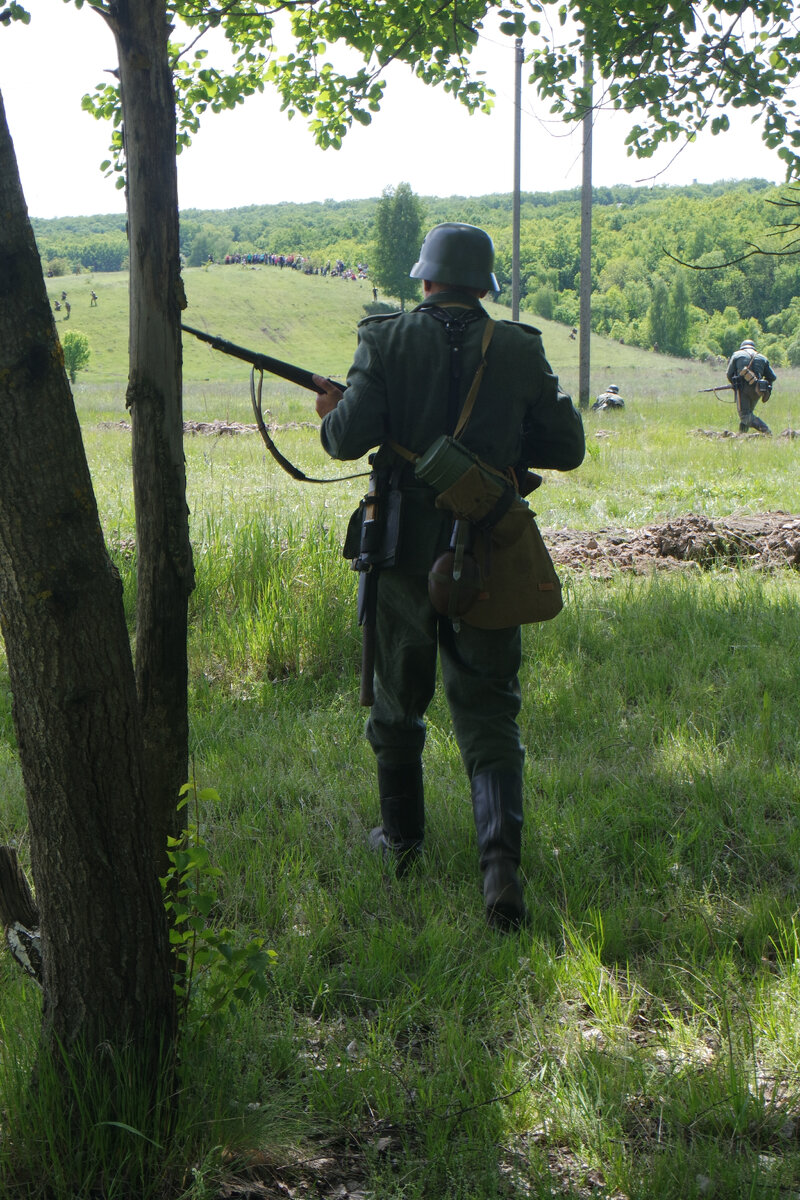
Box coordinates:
[321,290,585,775]
[321,291,585,574]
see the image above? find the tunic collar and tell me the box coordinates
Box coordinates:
[415,290,488,315]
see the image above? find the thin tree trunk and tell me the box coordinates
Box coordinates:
[108,0,195,871]
[0,89,175,1058]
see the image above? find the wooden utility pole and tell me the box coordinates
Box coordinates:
[578,29,593,409]
[512,36,523,321]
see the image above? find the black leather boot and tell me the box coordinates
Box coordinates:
[369,761,424,877]
[471,770,528,930]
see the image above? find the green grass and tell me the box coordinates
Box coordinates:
[2,268,799,1198]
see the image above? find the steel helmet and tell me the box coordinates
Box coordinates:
[740,339,755,350]
[410,223,499,292]
[608,384,619,393]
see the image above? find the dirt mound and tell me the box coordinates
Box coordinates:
[183,419,257,435]
[546,513,800,576]
[693,427,800,440]
[98,419,319,435]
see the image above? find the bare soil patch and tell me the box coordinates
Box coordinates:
[97,419,799,579]
[546,513,800,577]
[98,419,318,435]
[693,427,800,440]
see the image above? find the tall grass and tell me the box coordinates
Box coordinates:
[1,274,799,1197]
[72,518,800,1197]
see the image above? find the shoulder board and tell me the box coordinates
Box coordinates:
[496,319,543,336]
[358,311,405,328]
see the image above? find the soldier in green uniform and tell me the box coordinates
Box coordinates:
[314,223,584,930]
[726,339,776,434]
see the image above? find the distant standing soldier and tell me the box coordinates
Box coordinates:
[727,339,775,434]
[64,301,71,320]
[591,383,625,412]
[90,290,98,306]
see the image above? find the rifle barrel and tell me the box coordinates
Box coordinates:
[181,324,344,393]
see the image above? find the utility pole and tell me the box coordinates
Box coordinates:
[512,36,523,321]
[578,28,593,410]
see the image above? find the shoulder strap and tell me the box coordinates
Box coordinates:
[453,319,495,439]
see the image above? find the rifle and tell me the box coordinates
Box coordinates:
[181,324,345,394]
[354,459,402,706]
[700,381,771,400]
[181,324,364,483]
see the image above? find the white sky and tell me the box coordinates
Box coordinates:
[0,1,788,219]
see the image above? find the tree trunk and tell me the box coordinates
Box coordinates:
[0,90,175,1059]
[108,0,195,871]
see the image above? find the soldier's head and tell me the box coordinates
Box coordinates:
[410,223,499,295]
[607,384,619,393]
[740,339,756,351]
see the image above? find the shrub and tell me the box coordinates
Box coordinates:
[531,287,554,320]
[45,258,69,277]
[62,332,90,383]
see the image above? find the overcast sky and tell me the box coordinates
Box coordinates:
[0,1,788,219]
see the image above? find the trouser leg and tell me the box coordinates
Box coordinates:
[736,386,771,434]
[439,620,525,780]
[366,572,438,766]
[365,573,435,872]
[439,620,527,929]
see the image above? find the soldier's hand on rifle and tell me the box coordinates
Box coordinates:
[313,375,343,418]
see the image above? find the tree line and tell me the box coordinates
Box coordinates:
[32,177,800,365]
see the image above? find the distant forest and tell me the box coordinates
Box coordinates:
[32,179,800,365]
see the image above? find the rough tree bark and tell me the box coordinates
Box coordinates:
[104,0,195,871]
[0,89,176,1059]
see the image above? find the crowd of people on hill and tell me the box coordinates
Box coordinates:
[220,251,369,280]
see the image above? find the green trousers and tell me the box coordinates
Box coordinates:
[735,384,770,432]
[365,571,525,779]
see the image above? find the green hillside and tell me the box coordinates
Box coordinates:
[47,262,800,415]
[34,179,800,366]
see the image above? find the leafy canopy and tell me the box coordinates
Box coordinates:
[502,0,800,177]
[9,2,800,179]
[70,0,497,178]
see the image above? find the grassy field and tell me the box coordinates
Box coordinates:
[1,268,799,1199]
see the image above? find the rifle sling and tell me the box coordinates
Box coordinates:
[250,369,368,484]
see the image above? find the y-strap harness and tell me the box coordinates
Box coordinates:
[425,303,486,434]
[389,306,515,522]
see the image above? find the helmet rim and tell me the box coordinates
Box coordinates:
[410,222,499,292]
